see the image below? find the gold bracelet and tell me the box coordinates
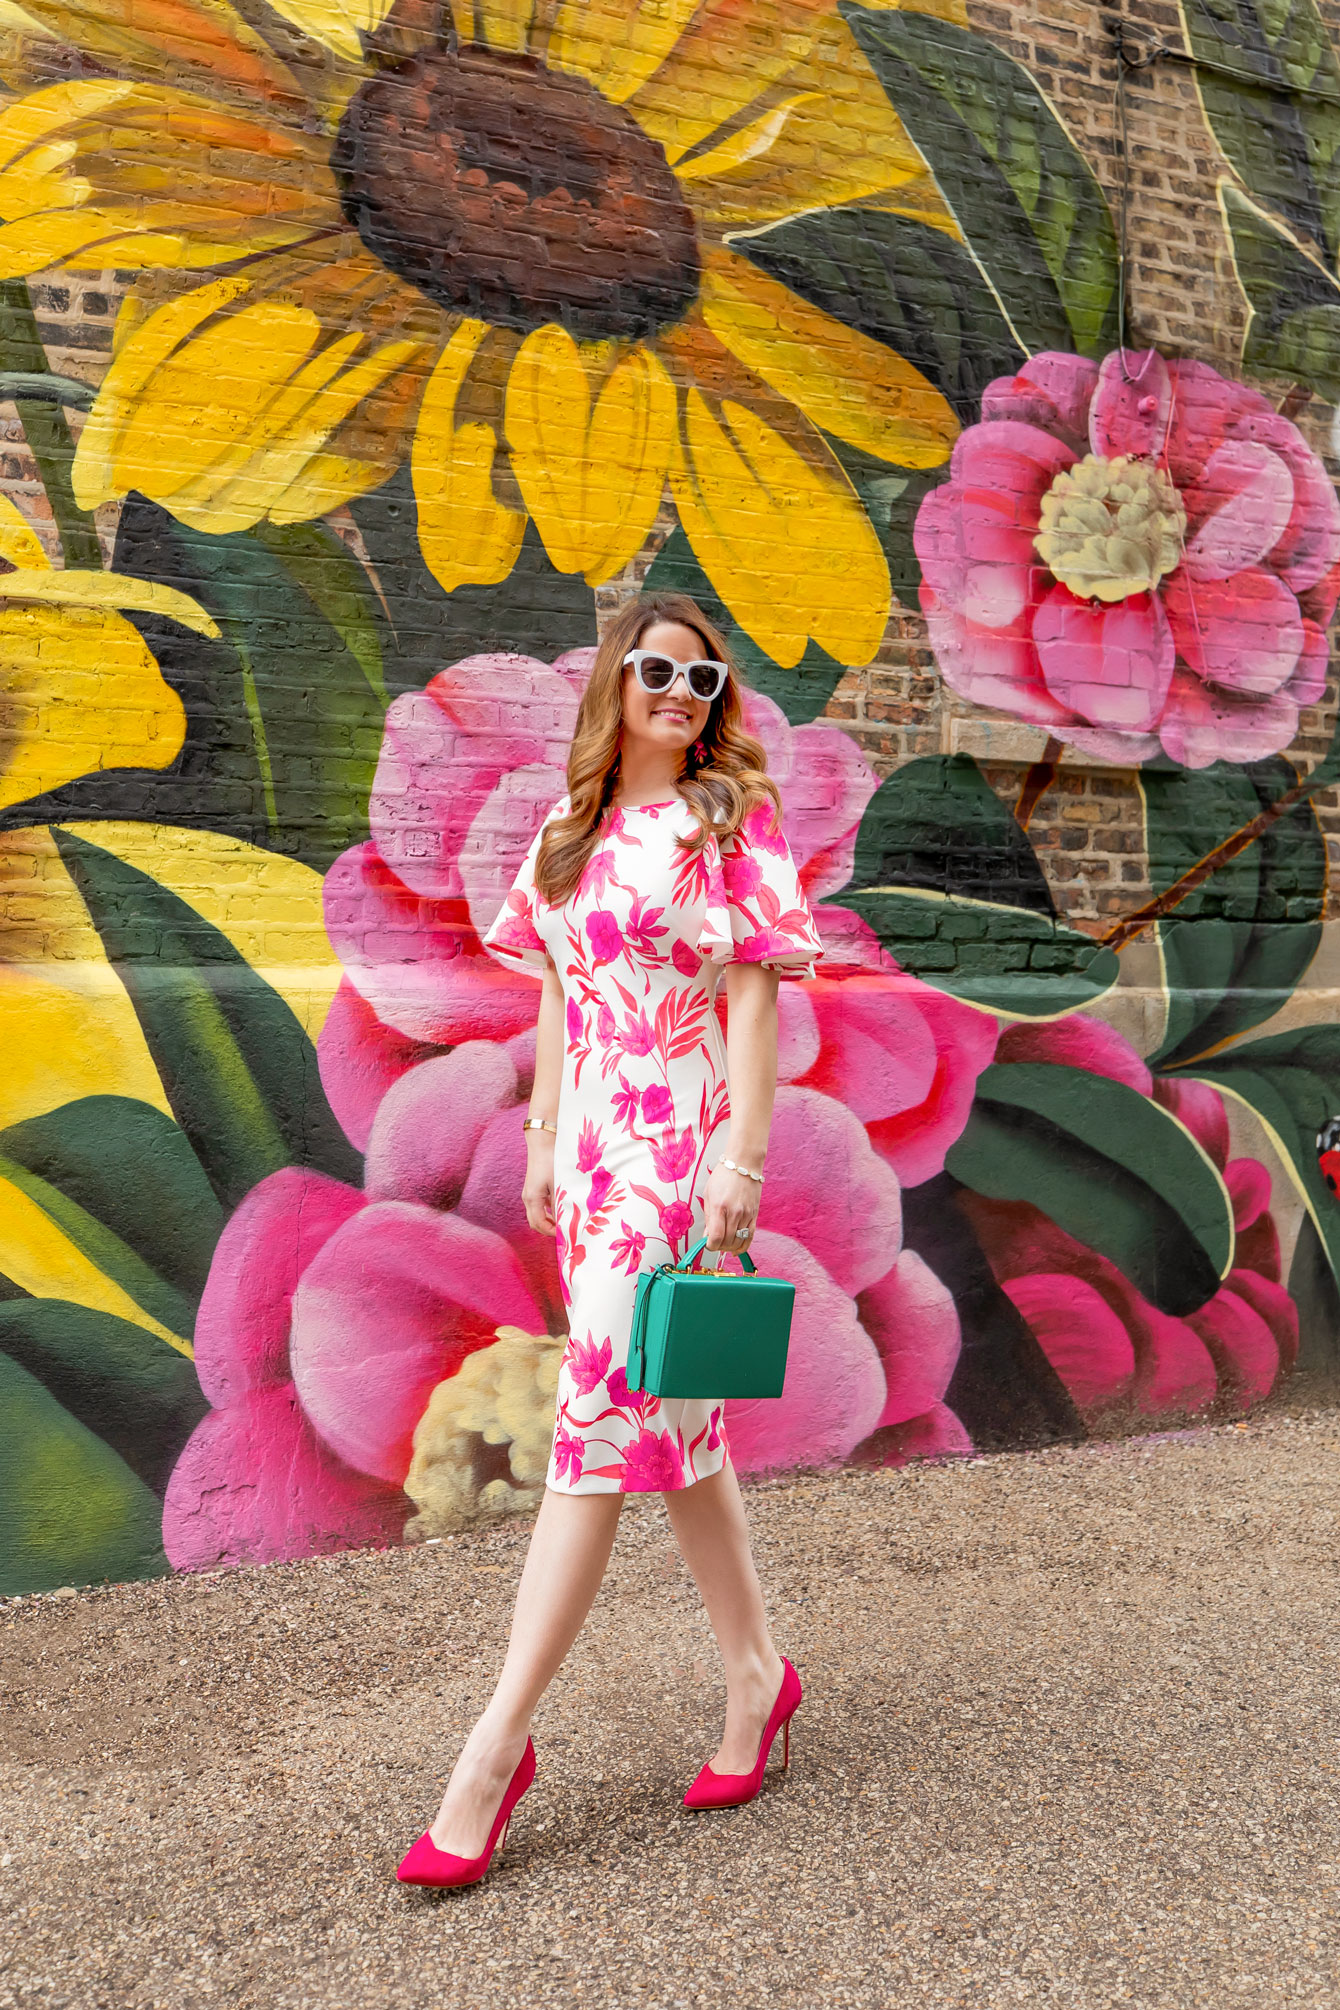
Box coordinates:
[522,1116,558,1135]
[716,1156,764,1185]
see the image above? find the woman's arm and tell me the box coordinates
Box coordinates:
[522,958,565,1235]
[704,962,780,1253]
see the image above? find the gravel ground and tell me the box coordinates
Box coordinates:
[2,1413,1339,2010]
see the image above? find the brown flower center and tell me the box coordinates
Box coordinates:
[333,46,700,340]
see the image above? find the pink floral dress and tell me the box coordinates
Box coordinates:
[483,795,822,1494]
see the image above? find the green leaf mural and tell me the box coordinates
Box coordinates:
[735,208,1025,426]
[1144,758,1326,1069]
[0,1097,226,1312]
[0,1298,206,1496]
[946,1062,1235,1316]
[848,755,1058,915]
[0,1350,169,1596]
[1176,1027,1340,1288]
[1182,0,1340,261]
[52,830,361,1209]
[1221,183,1340,401]
[843,5,1120,356]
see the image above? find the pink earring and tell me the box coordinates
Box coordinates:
[693,739,707,765]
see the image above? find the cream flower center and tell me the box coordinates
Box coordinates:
[1034,453,1187,603]
[404,1325,564,1535]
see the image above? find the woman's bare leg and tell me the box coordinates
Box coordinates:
[663,1462,787,1773]
[428,1487,623,1856]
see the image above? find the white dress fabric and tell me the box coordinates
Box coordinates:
[483,794,822,1493]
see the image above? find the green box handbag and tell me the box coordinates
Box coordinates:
[626,1236,795,1401]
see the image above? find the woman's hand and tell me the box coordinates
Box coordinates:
[704,1160,761,1256]
[523,1132,557,1235]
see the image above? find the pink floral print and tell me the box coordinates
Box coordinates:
[484,796,822,1493]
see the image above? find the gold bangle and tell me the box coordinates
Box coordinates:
[522,1116,557,1135]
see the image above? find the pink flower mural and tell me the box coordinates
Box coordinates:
[163,652,1004,1566]
[961,1018,1298,1422]
[915,350,1340,768]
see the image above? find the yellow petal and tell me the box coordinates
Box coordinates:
[668,380,890,668]
[505,326,675,584]
[673,92,820,183]
[262,0,396,61]
[0,211,119,278]
[700,248,957,468]
[0,1171,187,1346]
[0,493,50,571]
[413,320,526,593]
[628,0,832,162]
[0,569,221,635]
[72,273,254,509]
[474,0,533,53]
[9,0,311,112]
[549,0,701,105]
[0,602,186,815]
[682,11,939,228]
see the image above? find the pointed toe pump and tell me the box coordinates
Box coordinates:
[397,1738,536,1889]
[683,1659,802,1811]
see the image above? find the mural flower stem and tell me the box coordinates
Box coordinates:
[0,279,101,570]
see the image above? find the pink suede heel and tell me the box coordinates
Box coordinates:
[683,1659,802,1811]
[397,1738,536,1888]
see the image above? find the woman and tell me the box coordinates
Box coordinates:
[397,593,822,1889]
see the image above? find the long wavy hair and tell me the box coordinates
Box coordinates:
[534,593,780,907]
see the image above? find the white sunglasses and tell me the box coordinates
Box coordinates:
[623,648,729,703]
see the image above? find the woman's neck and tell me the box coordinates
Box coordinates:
[613,739,685,808]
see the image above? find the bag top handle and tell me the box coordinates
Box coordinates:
[677,1236,758,1276]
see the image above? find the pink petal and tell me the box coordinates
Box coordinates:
[1186,1285,1282,1406]
[369,659,577,901]
[914,481,1036,625]
[923,600,1075,728]
[759,1087,902,1296]
[163,1385,407,1571]
[192,1168,364,1408]
[1129,1301,1219,1416]
[1034,585,1174,733]
[1264,417,1340,591]
[781,723,879,898]
[1057,722,1162,764]
[324,842,541,1045]
[459,759,569,941]
[550,645,598,693]
[997,1014,1152,1095]
[1089,348,1171,460]
[860,1401,973,1467]
[316,977,443,1153]
[727,1229,886,1472]
[456,1107,566,1332]
[1182,441,1295,580]
[950,417,1079,502]
[290,1203,544,1484]
[1225,1156,1272,1233]
[1157,667,1297,769]
[1152,1078,1230,1170]
[1164,359,1267,487]
[364,1041,520,1207]
[776,985,821,1082]
[1004,1272,1135,1410]
[1284,619,1329,711]
[979,353,1099,446]
[1224,1268,1298,1372]
[858,1247,961,1425]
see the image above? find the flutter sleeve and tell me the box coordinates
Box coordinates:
[482,801,565,973]
[697,801,823,980]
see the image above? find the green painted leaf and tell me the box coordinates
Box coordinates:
[1143,758,1325,1069]
[252,519,390,708]
[0,1298,205,1495]
[0,1351,168,1595]
[642,529,847,724]
[1221,183,1340,400]
[0,1151,195,1340]
[52,829,361,1209]
[736,208,1024,427]
[1288,1208,1340,1381]
[837,886,1120,1018]
[1184,0,1340,261]
[1178,1025,1340,1289]
[0,1097,225,1309]
[350,473,598,696]
[946,1062,1234,1314]
[848,755,1057,915]
[842,5,1119,356]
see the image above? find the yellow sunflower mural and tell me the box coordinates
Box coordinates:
[0,0,961,666]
